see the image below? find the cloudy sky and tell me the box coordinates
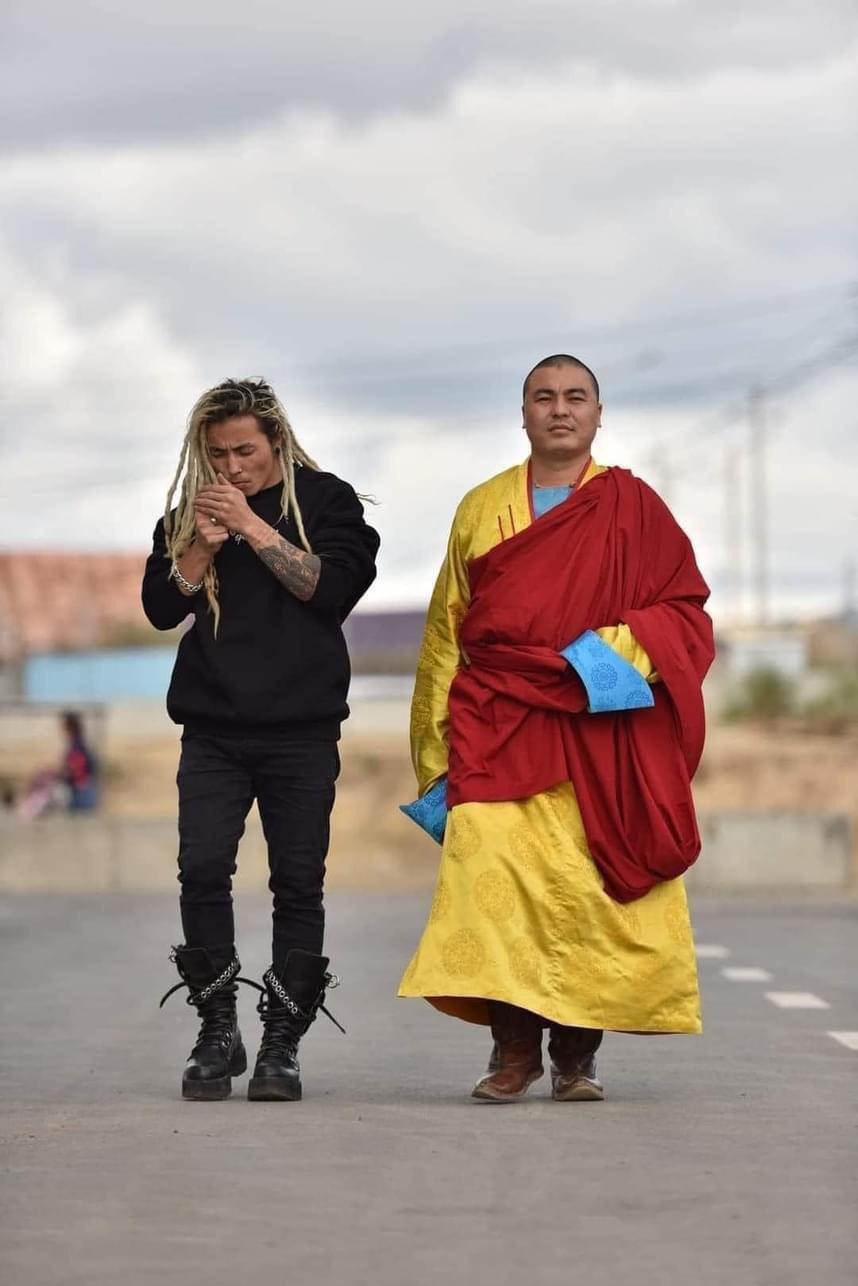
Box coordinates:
[2,0,856,622]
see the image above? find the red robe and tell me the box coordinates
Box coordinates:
[446,467,715,902]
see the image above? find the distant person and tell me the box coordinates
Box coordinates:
[61,711,100,812]
[16,712,99,819]
[399,355,714,1101]
[142,378,379,1102]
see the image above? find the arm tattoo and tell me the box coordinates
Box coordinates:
[255,532,321,601]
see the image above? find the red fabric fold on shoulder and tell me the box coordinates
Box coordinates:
[446,468,715,902]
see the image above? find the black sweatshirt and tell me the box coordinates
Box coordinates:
[141,468,380,739]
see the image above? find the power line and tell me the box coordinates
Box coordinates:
[664,331,858,480]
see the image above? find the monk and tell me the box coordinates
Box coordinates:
[399,354,715,1102]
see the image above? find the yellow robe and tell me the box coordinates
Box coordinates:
[398,459,701,1033]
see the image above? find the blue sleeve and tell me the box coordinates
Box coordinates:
[399,776,448,845]
[560,630,654,713]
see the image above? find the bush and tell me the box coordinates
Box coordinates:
[799,669,858,735]
[724,667,795,723]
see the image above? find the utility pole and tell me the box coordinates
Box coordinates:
[748,384,769,627]
[843,556,857,621]
[724,445,742,624]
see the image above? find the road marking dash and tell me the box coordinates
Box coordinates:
[695,945,730,959]
[722,967,772,982]
[828,1031,858,1051]
[766,992,830,1010]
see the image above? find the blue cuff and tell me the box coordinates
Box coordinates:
[560,630,655,713]
[399,776,448,845]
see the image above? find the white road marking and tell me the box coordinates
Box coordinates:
[695,945,731,959]
[765,992,830,1010]
[828,1031,858,1051]
[722,967,773,982]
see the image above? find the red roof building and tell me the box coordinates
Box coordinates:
[0,551,152,660]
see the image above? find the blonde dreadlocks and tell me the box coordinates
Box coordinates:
[163,378,319,632]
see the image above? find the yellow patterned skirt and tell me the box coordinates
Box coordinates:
[398,783,701,1032]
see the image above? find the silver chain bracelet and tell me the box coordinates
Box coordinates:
[171,563,203,595]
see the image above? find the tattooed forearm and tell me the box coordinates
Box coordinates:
[253,530,321,601]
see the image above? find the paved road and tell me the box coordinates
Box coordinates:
[1,892,856,1286]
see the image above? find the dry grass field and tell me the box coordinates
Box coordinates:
[2,707,855,888]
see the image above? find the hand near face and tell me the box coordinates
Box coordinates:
[193,508,231,553]
[194,475,254,537]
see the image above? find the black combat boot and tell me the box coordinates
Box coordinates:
[159,944,251,1101]
[248,948,344,1102]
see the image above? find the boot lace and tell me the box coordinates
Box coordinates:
[256,967,346,1059]
[159,951,262,1053]
[189,989,237,1055]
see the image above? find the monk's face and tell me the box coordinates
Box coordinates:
[522,364,601,462]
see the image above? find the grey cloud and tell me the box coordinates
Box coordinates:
[1,6,856,617]
[3,0,855,149]
[2,66,852,426]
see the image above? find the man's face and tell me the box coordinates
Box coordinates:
[205,415,282,495]
[522,364,601,461]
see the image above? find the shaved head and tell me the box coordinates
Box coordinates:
[523,354,600,403]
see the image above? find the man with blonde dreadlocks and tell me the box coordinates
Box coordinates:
[142,378,379,1102]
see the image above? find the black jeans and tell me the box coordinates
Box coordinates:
[176,733,339,969]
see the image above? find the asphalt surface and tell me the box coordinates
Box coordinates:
[1,892,856,1286]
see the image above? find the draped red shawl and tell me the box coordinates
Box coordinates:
[446,466,715,902]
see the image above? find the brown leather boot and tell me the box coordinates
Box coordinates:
[471,1002,544,1102]
[548,1025,605,1102]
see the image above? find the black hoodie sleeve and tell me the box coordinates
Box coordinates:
[141,518,195,631]
[307,479,380,620]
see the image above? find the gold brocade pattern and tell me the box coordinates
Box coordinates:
[509,937,542,990]
[441,928,487,978]
[428,879,451,925]
[447,812,480,863]
[473,870,518,923]
[398,459,701,1033]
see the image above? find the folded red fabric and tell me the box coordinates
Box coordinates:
[447,467,715,902]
